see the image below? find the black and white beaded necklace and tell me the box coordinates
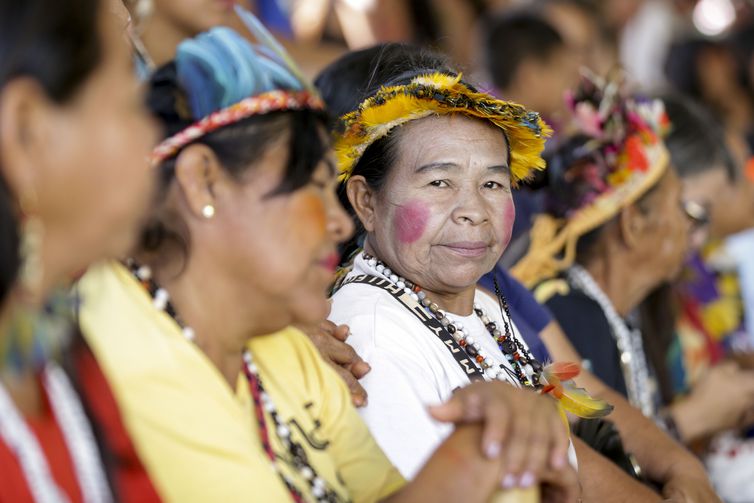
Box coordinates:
[360,252,542,387]
[126,259,347,503]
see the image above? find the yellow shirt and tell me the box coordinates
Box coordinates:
[78,261,404,502]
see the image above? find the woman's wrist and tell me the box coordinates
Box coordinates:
[664,399,705,444]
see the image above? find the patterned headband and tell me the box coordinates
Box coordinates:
[335,73,552,183]
[150,90,324,165]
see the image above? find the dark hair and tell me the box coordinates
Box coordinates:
[0,0,102,303]
[314,43,455,124]
[660,94,738,182]
[484,11,564,90]
[141,63,329,265]
[664,38,748,107]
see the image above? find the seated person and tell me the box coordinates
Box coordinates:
[79,18,575,503]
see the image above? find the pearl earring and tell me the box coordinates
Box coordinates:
[202,204,215,219]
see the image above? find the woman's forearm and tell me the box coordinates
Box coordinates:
[540,321,705,484]
[572,436,661,502]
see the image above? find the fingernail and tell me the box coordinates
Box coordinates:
[485,441,501,459]
[519,472,535,488]
[502,474,516,489]
[353,396,364,407]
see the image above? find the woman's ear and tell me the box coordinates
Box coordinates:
[346,175,377,232]
[174,144,223,220]
[618,203,645,250]
[0,78,55,209]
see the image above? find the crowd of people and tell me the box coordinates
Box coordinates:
[1,0,754,501]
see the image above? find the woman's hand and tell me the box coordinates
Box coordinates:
[661,458,722,503]
[428,381,571,489]
[669,361,754,442]
[539,464,581,503]
[301,320,371,407]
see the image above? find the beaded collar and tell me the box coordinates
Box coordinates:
[360,252,543,388]
[567,264,657,417]
[125,259,347,503]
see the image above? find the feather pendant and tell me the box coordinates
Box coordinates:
[541,362,614,419]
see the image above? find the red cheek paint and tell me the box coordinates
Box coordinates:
[500,199,516,248]
[394,200,430,244]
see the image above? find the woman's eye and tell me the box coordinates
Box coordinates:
[483,181,504,189]
[429,180,449,188]
[311,177,330,190]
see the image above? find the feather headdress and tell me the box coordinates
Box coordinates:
[512,71,671,288]
[335,73,552,183]
[150,7,324,165]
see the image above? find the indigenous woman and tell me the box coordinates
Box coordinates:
[327,58,590,496]
[639,95,754,501]
[318,44,721,502]
[79,16,574,503]
[0,0,160,500]
[513,74,730,469]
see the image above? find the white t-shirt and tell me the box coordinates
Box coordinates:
[329,253,532,478]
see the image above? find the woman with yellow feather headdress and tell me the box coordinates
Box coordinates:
[325,42,613,501]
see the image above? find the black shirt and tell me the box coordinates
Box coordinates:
[544,283,629,398]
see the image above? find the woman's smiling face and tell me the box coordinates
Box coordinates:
[362,114,514,295]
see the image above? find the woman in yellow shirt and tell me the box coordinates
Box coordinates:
[79,14,576,502]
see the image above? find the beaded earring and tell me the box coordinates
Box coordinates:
[18,192,44,299]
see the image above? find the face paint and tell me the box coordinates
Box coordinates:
[500,199,516,248]
[394,200,430,244]
[285,191,328,249]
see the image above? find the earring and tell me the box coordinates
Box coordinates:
[202,204,216,219]
[17,190,44,298]
[134,0,154,23]
[18,215,45,299]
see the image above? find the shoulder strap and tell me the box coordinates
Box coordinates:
[339,273,485,382]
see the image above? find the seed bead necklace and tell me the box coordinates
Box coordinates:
[126,260,347,503]
[362,253,542,387]
[0,364,113,503]
[567,264,656,417]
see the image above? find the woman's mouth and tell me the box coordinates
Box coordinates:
[439,241,489,258]
[318,252,341,272]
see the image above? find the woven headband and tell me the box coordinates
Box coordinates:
[150,89,324,165]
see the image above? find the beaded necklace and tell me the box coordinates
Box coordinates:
[567,265,656,417]
[126,260,347,503]
[361,253,542,387]
[0,364,113,503]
